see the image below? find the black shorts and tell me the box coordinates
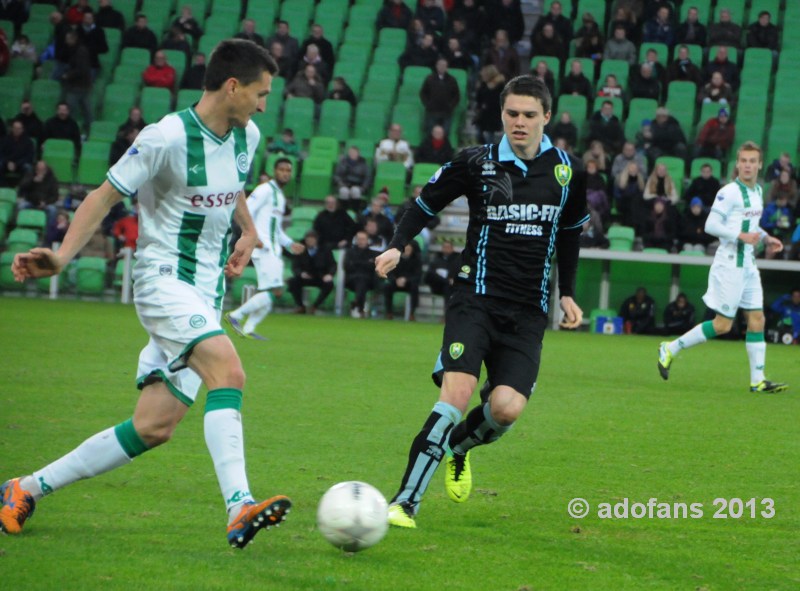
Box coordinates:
[431,290,547,398]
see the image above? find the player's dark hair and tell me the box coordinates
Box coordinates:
[274,157,293,169]
[500,75,552,114]
[204,39,278,91]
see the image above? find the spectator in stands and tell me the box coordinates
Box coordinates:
[608,5,639,44]
[377,0,413,30]
[694,107,735,160]
[376,123,414,172]
[644,163,679,204]
[629,62,661,101]
[45,210,71,247]
[111,201,138,252]
[765,152,795,183]
[13,100,44,145]
[769,289,800,340]
[364,217,388,253]
[328,76,357,106]
[117,106,146,136]
[61,29,93,132]
[313,194,357,249]
[529,59,555,97]
[78,12,108,80]
[109,125,139,166]
[180,51,205,90]
[708,7,743,49]
[399,32,438,70]
[643,196,677,252]
[585,158,610,225]
[598,73,624,99]
[603,24,637,65]
[678,196,713,251]
[531,0,572,46]
[619,287,657,334]
[17,159,59,222]
[285,63,326,104]
[561,59,593,100]
[612,141,647,180]
[49,11,72,81]
[345,230,378,318]
[161,26,192,63]
[43,101,82,156]
[96,0,125,30]
[634,117,654,157]
[443,37,473,72]
[416,124,454,165]
[235,19,265,48]
[574,13,604,62]
[11,34,36,62]
[425,239,460,304]
[142,50,176,91]
[0,0,25,29]
[580,208,609,248]
[747,10,779,60]
[667,44,703,87]
[300,24,335,71]
[287,231,337,315]
[361,196,394,243]
[298,43,330,85]
[586,100,625,156]
[265,20,299,65]
[406,17,426,50]
[482,29,521,81]
[171,5,202,41]
[684,163,721,207]
[761,193,795,246]
[676,6,706,46]
[663,293,696,335]
[451,0,484,37]
[704,46,739,90]
[643,5,675,46]
[416,0,446,34]
[269,41,294,81]
[66,0,93,26]
[420,58,460,135]
[122,13,158,55]
[486,0,524,45]
[0,119,34,185]
[698,71,733,105]
[447,16,479,59]
[547,112,578,153]
[642,47,667,86]
[647,106,687,162]
[334,146,370,208]
[267,128,301,158]
[767,170,798,208]
[615,160,646,228]
[384,240,422,321]
[582,140,610,174]
[474,65,505,143]
[530,22,567,63]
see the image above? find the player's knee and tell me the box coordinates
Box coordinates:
[490,404,522,426]
[712,316,733,334]
[137,421,176,447]
[226,365,246,390]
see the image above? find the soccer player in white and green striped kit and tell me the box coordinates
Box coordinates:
[2,40,292,548]
[658,141,788,393]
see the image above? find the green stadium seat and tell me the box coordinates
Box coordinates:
[371,45,402,66]
[373,161,406,204]
[75,256,108,295]
[280,0,314,35]
[0,188,16,205]
[0,251,23,290]
[176,89,203,110]
[347,138,376,167]
[27,4,54,25]
[607,225,635,251]
[332,60,368,96]
[598,59,629,91]
[671,43,703,66]
[111,63,144,88]
[592,96,623,119]
[298,157,333,200]
[6,59,34,95]
[377,26,406,51]
[656,156,685,187]
[575,259,603,310]
[315,1,347,47]
[317,100,352,143]
[245,1,278,28]
[139,87,172,122]
[0,85,25,120]
[530,54,562,86]
[30,80,62,117]
[575,0,606,32]
[21,21,51,52]
[665,81,696,139]
[689,158,722,180]
[204,13,238,39]
[362,78,397,104]
[713,0,746,26]
[113,0,138,26]
[353,101,389,141]
[251,109,280,142]
[283,98,315,143]
[77,141,112,186]
[15,209,47,234]
[292,206,320,224]
[766,127,799,166]
[555,94,588,134]
[308,136,340,164]
[102,82,137,123]
[390,102,423,147]
[229,265,258,303]
[568,57,596,84]
[120,47,151,69]
[42,139,76,183]
[410,163,440,187]
[625,98,657,139]
[162,49,188,84]
[679,0,711,24]
[6,228,39,255]
[749,0,781,24]
[89,120,119,143]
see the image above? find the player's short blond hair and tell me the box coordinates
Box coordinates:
[736,141,763,162]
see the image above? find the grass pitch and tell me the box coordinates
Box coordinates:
[0,298,798,591]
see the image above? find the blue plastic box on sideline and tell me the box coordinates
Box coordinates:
[595,316,624,335]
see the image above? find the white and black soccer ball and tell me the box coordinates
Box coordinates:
[316,481,389,552]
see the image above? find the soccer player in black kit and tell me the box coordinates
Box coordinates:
[375,76,588,528]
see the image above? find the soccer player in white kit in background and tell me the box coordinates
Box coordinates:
[2,40,294,548]
[658,141,788,393]
[226,157,304,340]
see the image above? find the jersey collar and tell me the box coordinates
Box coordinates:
[497,134,554,174]
[188,107,231,145]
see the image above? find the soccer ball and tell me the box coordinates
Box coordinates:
[316,481,389,552]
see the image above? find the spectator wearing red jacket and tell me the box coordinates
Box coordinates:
[66,0,93,25]
[142,50,176,91]
[112,203,139,252]
[694,108,735,160]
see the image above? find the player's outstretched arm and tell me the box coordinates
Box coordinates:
[559,296,583,329]
[12,181,123,281]
[375,248,401,278]
[226,192,260,278]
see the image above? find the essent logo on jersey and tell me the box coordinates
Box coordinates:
[187,190,243,208]
[486,203,561,222]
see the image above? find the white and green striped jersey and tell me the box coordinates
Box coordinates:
[248,179,293,260]
[107,107,260,308]
[707,179,764,268]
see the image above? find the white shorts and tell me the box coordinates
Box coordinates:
[703,262,763,318]
[253,252,284,291]
[134,277,225,405]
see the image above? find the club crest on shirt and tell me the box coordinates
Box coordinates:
[127,145,140,156]
[190,314,207,329]
[554,164,572,187]
[449,342,464,360]
[236,153,249,174]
